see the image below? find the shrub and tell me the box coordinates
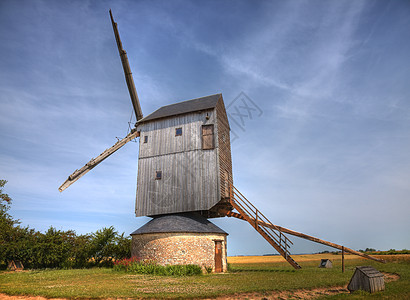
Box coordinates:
[113,258,202,276]
[204,266,213,274]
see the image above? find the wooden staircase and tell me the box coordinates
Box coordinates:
[228,184,301,269]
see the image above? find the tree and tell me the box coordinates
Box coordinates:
[0,180,11,202]
[0,180,18,268]
[89,226,118,266]
[0,180,14,225]
[0,180,37,269]
[89,226,131,266]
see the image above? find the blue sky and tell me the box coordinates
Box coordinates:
[1,0,409,256]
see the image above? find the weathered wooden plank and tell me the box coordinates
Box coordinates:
[216,97,232,200]
[135,110,219,217]
[135,150,219,216]
[138,111,216,158]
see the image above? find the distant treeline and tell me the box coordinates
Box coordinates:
[359,248,410,255]
[0,180,130,270]
[318,248,409,255]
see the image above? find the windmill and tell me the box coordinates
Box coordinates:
[59,11,384,272]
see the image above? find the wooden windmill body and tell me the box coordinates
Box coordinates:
[135,94,232,218]
[59,11,384,272]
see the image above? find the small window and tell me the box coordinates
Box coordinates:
[175,127,182,136]
[155,171,162,180]
[144,136,148,143]
[202,124,214,150]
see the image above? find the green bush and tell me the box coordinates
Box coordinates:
[113,258,202,276]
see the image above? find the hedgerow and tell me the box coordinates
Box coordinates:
[0,180,131,270]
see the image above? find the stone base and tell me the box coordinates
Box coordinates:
[130,213,228,272]
[131,232,227,272]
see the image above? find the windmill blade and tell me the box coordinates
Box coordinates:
[109,9,143,121]
[59,130,140,192]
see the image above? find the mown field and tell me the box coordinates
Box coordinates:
[0,254,409,299]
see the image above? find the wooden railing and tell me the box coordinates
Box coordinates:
[228,184,301,269]
[229,184,293,256]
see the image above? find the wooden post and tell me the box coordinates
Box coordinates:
[342,246,345,273]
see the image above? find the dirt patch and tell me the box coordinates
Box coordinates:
[0,295,66,300]
[382,271,400,282]
[206,286,350,300]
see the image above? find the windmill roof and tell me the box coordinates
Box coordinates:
[138,93,221,123]
[130,213,228,235]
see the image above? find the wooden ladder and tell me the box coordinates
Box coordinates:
[228,184,301,269]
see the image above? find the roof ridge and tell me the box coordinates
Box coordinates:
[158,93,222,109]
[138,93,223,123]
[130,213,228,235]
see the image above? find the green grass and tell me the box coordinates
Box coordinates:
[0,255,409,299]
[316,256,410,299]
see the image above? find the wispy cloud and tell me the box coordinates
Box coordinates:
[1,0,409,254]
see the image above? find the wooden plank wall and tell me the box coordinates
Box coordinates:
[348,269,385,293]
[136,110,220,217]
[216,96,233,200]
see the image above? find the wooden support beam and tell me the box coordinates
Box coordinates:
[59,130,140,192]
[226,211,385,264]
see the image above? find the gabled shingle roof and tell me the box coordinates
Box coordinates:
[130,213,228,235]
[138,93,221,123]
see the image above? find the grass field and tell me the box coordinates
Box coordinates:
[0,254,409,299]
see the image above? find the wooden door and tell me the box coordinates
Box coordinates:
[202,124,214,150]
[214,241,223,272]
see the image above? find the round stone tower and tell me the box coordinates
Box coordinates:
[131,213,228,272]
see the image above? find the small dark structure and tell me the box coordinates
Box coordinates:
[8,261,24,271]
[348,266,385,293]
[319,259,333,268]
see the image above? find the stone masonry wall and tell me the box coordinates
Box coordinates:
[131,232,227,272]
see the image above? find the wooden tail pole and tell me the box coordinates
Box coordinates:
[263,222,385,263]
[109,9,143,121]
[226,211,385,264]
[342,246,345,273]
